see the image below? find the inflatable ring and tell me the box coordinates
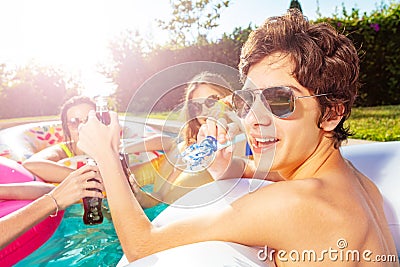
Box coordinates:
[58,155,89,170]
[0,157,64,266]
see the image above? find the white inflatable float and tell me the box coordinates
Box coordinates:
[0,119,163,164]
[118,141,400,267]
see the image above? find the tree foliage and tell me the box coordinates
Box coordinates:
[157,0,230,47]
[103,30,154,111]
[289,0,303,13]
[0,64,79,119]
[1,1,399,119]
[315,1,400,106]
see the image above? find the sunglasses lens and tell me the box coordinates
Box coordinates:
[188,102,202,118]
[68,117,88,129]
[204,95,218,108]
[232,91,253,118]
[233,87,295,118]
[261,87,294,118]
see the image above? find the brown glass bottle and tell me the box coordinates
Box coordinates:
[96,96,111,125]
[83,158,103,225]
[82,96,109,225]
[94,97,130,179]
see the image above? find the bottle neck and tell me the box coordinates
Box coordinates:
[96,105,109,113]
[96,96,109,112]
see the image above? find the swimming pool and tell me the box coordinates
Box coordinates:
[15,200,168,266]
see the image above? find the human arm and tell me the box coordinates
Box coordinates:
[22,145,75,183]
[78,111,288,261]
[128,175,162,209]
[0,182,55,200]
[0,164,104,249]
[122,134,174,154]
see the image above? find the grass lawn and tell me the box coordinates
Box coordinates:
[146,105,400,142]
[1,105,399,142]
[345,105,400,141]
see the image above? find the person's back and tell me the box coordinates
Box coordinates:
[354,171,397,263]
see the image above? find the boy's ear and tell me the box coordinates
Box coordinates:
[320,104,345,131]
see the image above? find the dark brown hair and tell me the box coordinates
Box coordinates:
[60,96,95,153]
[239,9,360,148]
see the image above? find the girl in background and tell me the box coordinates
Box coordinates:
[22,96,96,182]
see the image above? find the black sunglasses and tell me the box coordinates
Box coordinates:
[188,94,220,118]
[67,117,88,129]
[232,86,330,119]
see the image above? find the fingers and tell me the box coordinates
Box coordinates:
[226,122,240,140]
[65,164,104,191]
[197,124,207,143]
[82,189,104,199]
[72,173,105,197]
[198,117,232,144]
[206,118,218,138]
[72,164,99,175]
[85,180,105,193]
[129,176,140,195]
[216,118,228,143]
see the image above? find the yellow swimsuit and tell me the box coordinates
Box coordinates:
[59,143,74,158]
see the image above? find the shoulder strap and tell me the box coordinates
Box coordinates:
[59,143,74,158]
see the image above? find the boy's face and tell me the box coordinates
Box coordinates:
[242,53,324,176]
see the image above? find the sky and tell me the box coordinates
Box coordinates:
[0,0,393,96]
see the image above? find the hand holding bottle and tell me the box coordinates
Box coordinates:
[50,164,104,210]
[77,110,121,161]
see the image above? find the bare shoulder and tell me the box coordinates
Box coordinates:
[217,179,342,246]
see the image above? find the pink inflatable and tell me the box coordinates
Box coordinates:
[0,157,64,266]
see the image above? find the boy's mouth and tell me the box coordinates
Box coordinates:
[251,137,278,149]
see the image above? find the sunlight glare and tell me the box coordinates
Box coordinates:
[0,0,169,96]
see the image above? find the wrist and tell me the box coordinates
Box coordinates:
[43,193,59,217]
[93,149,119,165]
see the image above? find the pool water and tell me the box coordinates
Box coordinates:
[15,199,168,266]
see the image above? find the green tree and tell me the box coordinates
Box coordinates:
[315,1,400,106]
[104,30,151,111]
[157,0,230,47]
[317,2,400,106]
[0,64,78,119]
[289,0,303,13]
[0,64,7,96]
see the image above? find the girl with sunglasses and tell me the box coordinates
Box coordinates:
[22,96,96,183]
[78,9,397,266]
[126,72,238,213]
